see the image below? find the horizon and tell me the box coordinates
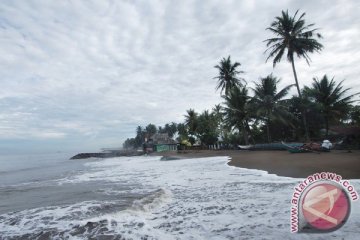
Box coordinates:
[1,0,360,154]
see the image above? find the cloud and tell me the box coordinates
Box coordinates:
[0,0,359,152]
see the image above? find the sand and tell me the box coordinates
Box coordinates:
[150,150,360,179]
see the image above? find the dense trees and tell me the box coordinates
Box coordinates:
[303,75,358,137]
[123,9,359,149]
[252,75,293,142]
[223,86,252,145]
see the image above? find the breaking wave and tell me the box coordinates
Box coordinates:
[0,155,359,239]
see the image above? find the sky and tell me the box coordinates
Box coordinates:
[0,0,359,154]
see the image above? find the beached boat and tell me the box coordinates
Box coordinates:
[239,142,304,151]
[282,141,332,153]
[281,142,311,153]
[237,145,253,150]
[287,147,311,153]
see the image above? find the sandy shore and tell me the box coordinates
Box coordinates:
[150,150,360,179]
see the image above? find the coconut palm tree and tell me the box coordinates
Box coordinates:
[252,74,294,142]
[303,75,358,137]
[223,85,252,145]
[214,56,245,96]
[264,10,323,97]
[264,10,323,140]
[184,109,198,136]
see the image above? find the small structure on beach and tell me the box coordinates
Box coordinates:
[150,133,177,152]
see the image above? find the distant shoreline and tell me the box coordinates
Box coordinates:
[150,150,360,179]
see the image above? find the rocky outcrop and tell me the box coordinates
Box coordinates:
[70,150,143,159]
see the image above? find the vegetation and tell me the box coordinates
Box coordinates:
[303,75,358,137]
[252,75,293,142]
[264,9,323,140]
[223,86,252,145]
[264,10,323,96]
[123,9,360,150]
[214,56,245,96]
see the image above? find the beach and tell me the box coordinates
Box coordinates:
[151,150,360,179]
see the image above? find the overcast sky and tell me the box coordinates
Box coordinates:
[0,0,359,154]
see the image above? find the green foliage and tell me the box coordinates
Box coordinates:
[122,10,359,148]
[214,56,245,96]
[265,10,323,67]
[196,110,219,145]
[303,75,358,136]
[265,9,323,140]
[184,109,198,136]
[287,97,323,140]
[252,74,294,142]
[177,123,189,142]
[145,124,157,137]
[349,105,360,126]
[159,122,178,138]
[123,138,136,149]
[222,86,252,145]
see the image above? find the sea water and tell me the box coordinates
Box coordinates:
[0,154,359,239]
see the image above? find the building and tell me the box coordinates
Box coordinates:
[150,133,178,152]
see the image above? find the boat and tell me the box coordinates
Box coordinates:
[284,141,333,153]
[281,141,311,153]
[238,142,304,151]
[287,147,312,153]
[238,145,253,150]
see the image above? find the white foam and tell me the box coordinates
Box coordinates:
[2,155,360,239]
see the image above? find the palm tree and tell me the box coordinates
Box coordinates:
[197,110,219,145]
[264,10,323,97]
[214,56,245,96]
[184,109,198,136]
[303,75,358,137]
[135,126,144,147]
[252,74,293,142]
[223,85,252,145]
[265,10,323,140]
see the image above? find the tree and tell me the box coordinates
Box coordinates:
[349,105,360,126]
[196,110,219,145]
[223,85,253,145]
[145,124,157,137]
[264,9,323,140]
[252,74,293,142]
[265,10,323,96]
[184,109,198,136]
[123,138,136,149]
[135,126,144,147]
[176,123,189,142]
[161,122,178,138]
[214,56,245,96]
[288,96,323,139]
[303,75,358,137]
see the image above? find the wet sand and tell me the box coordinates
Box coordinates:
[151,150,360,179]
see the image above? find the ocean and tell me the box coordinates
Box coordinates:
[0,153,359,239]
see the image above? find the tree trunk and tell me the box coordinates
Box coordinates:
[291,59,310,141]
[241,125,249,145]
[266,120,271,143]
[325,116,329,138]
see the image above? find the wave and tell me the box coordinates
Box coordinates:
[1,155,359,239]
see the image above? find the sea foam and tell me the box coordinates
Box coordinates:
[1,155,359,239]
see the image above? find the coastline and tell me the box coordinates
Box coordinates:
[150,150,360,179]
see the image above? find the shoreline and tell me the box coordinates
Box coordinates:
[150,150,360,179]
